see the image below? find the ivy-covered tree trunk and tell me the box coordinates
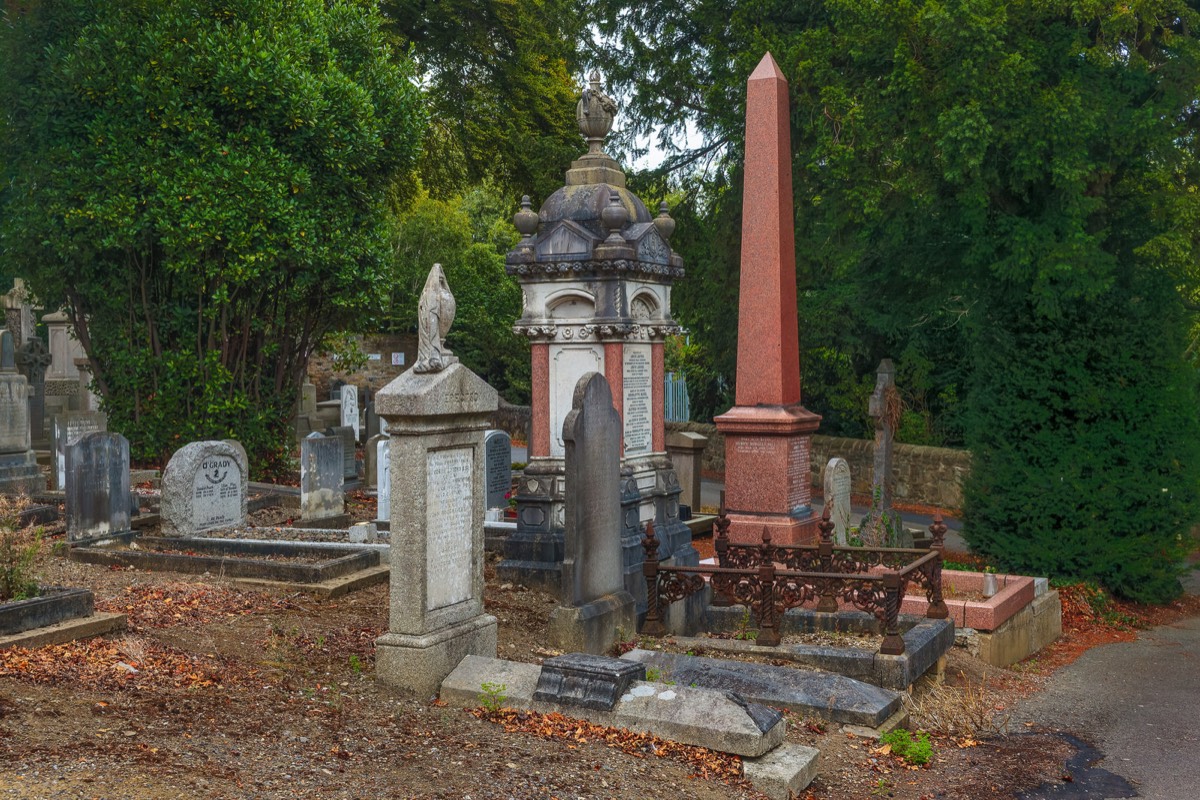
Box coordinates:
[1,0,424,475]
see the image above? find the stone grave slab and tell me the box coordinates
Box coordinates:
[484,429,511,510]
[621,649,901,727]
[160,440,247,536]
[533,653,646,711]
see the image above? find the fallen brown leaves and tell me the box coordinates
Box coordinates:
[96,582,295,631]
[0,636,242,691]
[469,707,745,783]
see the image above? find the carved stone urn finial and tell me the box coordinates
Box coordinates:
[514,195,538,239]
[576,69,617,156]
[601,191,628,243]
[654,201,675,241]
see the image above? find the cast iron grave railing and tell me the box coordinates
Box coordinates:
[641,506,949,655]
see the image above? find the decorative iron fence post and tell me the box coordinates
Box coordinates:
[879,572,906,655]
[754,559,781,646]
[711,505,734,606]
[925,513,949,619]
[641,521,666,636]
[815,506,838,612]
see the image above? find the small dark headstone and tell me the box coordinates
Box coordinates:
[326,425,357,479]
[484,429,512,509]
[533,653,646,712]
[66,431,131,542]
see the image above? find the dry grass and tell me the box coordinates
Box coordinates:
[906,671,1012,736]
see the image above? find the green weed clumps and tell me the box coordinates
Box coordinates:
[880,729,933,766]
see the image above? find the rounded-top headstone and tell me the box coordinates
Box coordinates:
[161,440,248,536]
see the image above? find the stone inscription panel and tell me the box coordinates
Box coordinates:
[550,345,602,458]
[622,345,652,456]
[484,430,511,510]
[426,447,474,610]
[191,455,244,530]
[787,438,810,511]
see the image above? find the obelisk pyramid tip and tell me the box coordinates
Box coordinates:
[749,52,786,83]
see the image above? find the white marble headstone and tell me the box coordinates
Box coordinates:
[824,457,852,544]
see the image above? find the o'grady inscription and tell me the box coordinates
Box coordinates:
[161,440,247,536]
[426,447,474,610]
[191,456,242,529]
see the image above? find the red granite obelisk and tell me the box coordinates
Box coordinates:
[714,53,821,545]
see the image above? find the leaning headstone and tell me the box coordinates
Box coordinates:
[0,331,45,494]
[376,437,391,523]
[340,384,359,439]
[484,429,512,510]
[823,457,852,545]
[54,411,107,490]
[365,433,387,489]
[160,441,248,536]
[300,433,344,521]
[548,373,636,654]
[15,336,51,444]
[326,425,357,480]
[66,431,131,542]
[374,263,498,696]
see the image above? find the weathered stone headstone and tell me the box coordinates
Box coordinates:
[15,336,51,443]
[54,411,107,490]
[484,429,512,510]
[340,384,359,439]
[65,431,131,542]
[374,265,498,696]
[376,437,391,523]
[823,457,852,545]
[300,433,344,521]
[301,383,318,415]
[326,425,357,480]
[549,373,636,654]
[666,430,707,513]
[365,400,380,441]
[365,433,387,489]
[161,441,247,536]
[0,331,45,494]
[868,359,896,512]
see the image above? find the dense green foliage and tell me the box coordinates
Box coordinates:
[594,0,1200,600]
[383,0,585,201]
[0,0,423,474]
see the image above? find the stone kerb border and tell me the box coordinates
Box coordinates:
[160,440,248,536]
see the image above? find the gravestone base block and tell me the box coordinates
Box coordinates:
[0,452,45,495]
[548,590,636,656]
[724,510,820,547]
[375,614,498,698]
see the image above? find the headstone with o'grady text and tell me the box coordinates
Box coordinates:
[484,429,512,510]
[300,433,344,521]
[823,457,852,545]
[55,411,107,490]
[160,440,247,536]
[340,384,359,439]
[66,431,131,542]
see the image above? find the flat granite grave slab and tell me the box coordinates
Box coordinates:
[440,655,785,758]
[621,649,902,727]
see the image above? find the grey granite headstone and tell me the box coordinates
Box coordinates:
[55,411,107,490]
[300,433,344,521]
[66,431,131,542]
[868,359,896,512]
[484,429,512,510]
[365,433,387,489]
[533,653,646,712]
[160,440,247,535]
[340,384,359,439]
[375,437,391,523]
[548,373,636,654]
[824,457,852,544]
[326,425,357,480]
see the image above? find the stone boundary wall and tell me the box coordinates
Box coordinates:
[666,422,970,511]
[490,403,531,445]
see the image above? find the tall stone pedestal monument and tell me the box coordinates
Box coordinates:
[714,53,821,545]
[498,71,696,602]
[374,265,498,696]
[0,331,46,495]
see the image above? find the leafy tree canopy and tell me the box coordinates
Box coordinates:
[0,0,424,474]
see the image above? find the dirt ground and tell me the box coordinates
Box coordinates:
[1,509,1192,799]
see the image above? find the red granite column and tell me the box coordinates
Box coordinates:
[530,342,551,458]
[714,53,821,545]
[604,341,624,454]
[651,341,665,453]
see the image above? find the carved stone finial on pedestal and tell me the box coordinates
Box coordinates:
[413,263,457,374]
[577,69,618,156]
[514,195,539,239]
[654,202,675,241]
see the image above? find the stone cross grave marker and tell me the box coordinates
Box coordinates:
[549,372,636,654]
[484,429,512,510]
[376,437,391,523]
[300,432,344,521]
[867,359,896,512]
[66,431,130,542]
[340,384,359,439]
[15,336,51,444]
[161,440,248,536]
[55,411,107,490]
[823,457,852,545]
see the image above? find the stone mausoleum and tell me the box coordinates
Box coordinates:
[498,72,697,601]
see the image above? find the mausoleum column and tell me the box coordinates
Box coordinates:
[603,341,624,447]
[651,340,665,453]
[530,342,551,458]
